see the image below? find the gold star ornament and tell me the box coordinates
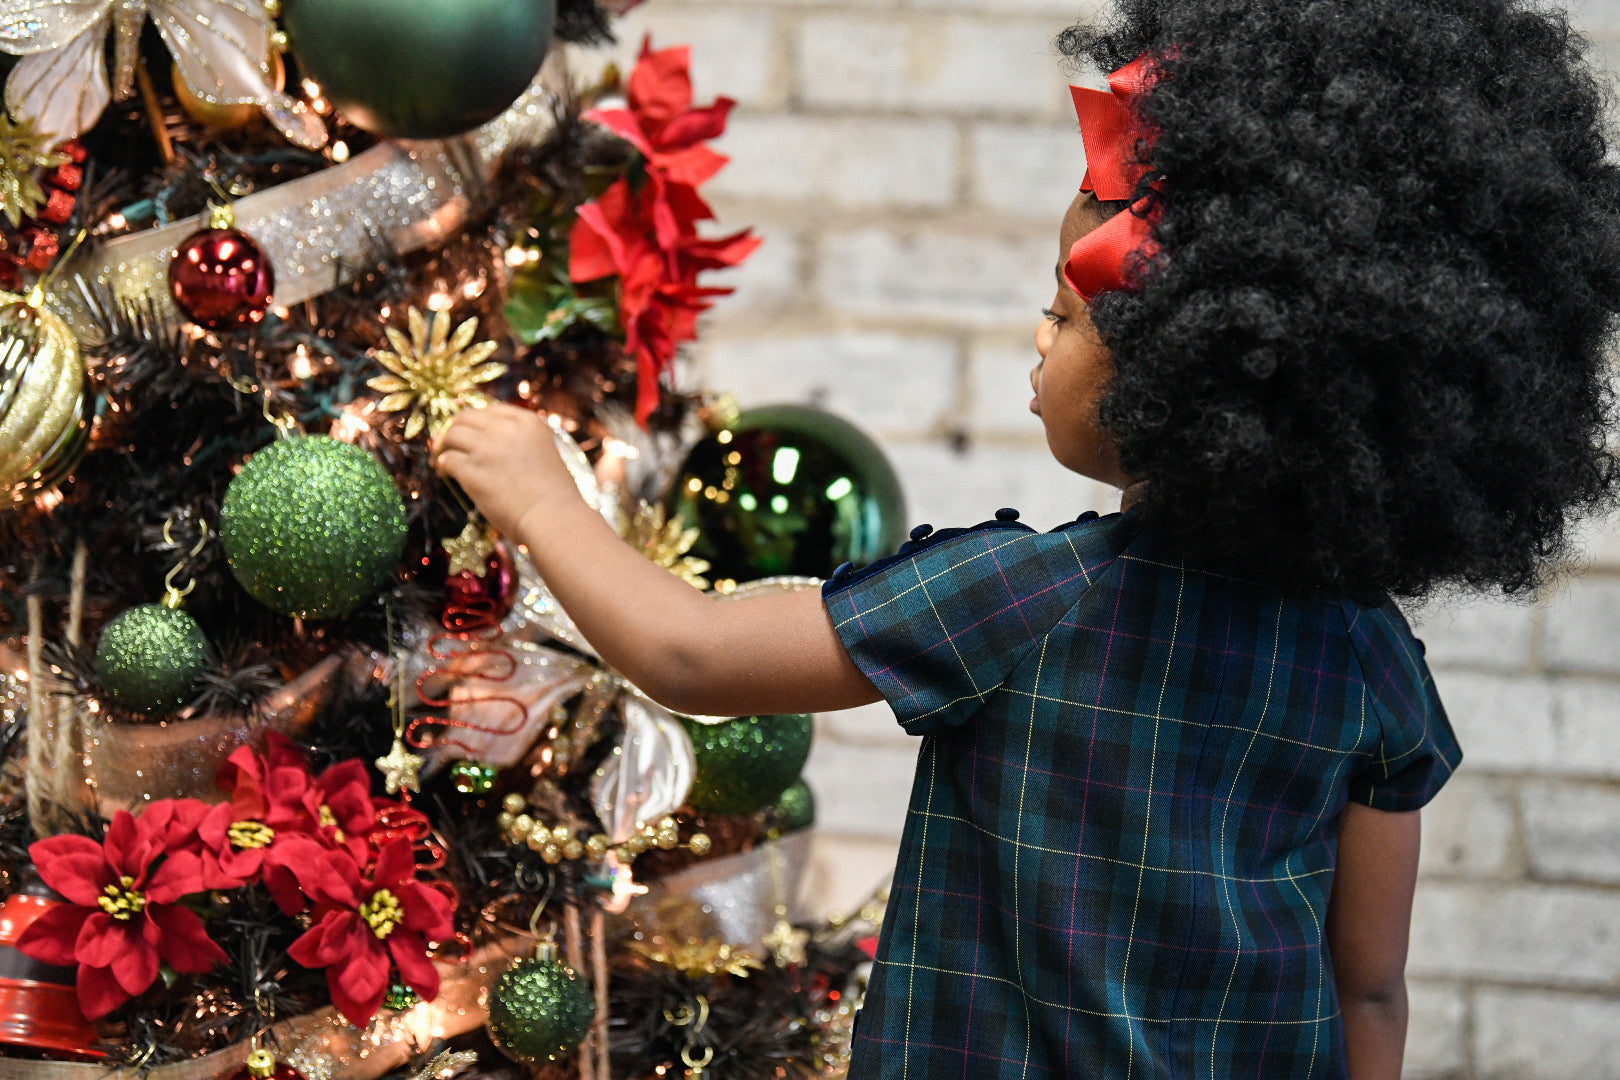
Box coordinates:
[0,113,68,228]
[369,307,505,440]
[763,918,810,967]
[375,737,424,795]
[625,502,710,589]
[442,517,497,577]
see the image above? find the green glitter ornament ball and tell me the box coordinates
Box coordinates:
[94,604,211,713]
[683,713,814,817]
[486,951,596,1067]
[220,435,407,619]
[774,778,816,834]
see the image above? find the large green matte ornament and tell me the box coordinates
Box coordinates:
[221,436,407,619]
[666,404,906,587]
[94,604,211,713]
[282,0,556,139]
[683,714,814,817]
[487,946,595,1067]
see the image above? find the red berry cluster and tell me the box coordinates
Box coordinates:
[0,140,86,291]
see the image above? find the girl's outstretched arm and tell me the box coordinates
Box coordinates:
[435,404,882,718]
[1327,802,1422,1080]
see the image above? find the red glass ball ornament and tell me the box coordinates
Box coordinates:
[225,1049,305,1080]
[441,543,517,631]
[168,224,274,329]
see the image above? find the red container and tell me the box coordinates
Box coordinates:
[0,877,105,1060]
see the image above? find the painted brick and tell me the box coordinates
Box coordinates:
[597,7,786,108]
[1474,988,1620,1080]
[1520,779,1620,886]
[693,330,958,437]
[1541,575,1620,676]
[967,338,1045,437]
[710,115,959,210]
[1404,593,1538,673]
[1404,981,1468,1080]
[803,736,917,840]
[912,0,1096,16]
[1408,882,1620,987]
[800,832,902,922]
[794,16,1073,118]
[817,227,1053,328]
[1424,672,1620,779]
[885,439,1119,533]
[818,701,915,750]
[971,122,1088,223]
[1417,773,1518,880]
[1574,507,1620,570]
[1569,2,1620,35]
[699,223,804,314]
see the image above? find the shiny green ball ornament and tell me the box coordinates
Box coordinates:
[449,760,499,794]
[487,944,595,1067]
[683,714,814,817]
[220,435,407,619]
[774,779,816,834]
[666,404,906,587]
[94,604,211,713]
[383,983,420,1011]
[282,0,556,139]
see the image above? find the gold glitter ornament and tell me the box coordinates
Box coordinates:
[0,290,90,503]
[368,306,503,440]
[0,113,67,226]
[219,434,407,618]
[441,517,496,577]
[631,937,762,979]
[375,736,423,795]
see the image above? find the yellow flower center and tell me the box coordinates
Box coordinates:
[360,888,403,939]
[228,819,275,850]
[318,804,346,842]
[97,876,146,921]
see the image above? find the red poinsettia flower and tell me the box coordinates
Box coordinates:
[16,808,227,1018]
[197,735,313,888]
[572,36,760,425]
[278,837,455,1027]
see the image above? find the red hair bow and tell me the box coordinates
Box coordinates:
[1065,54,1162,302]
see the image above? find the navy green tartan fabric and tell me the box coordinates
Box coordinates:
[822,510,1460,1080]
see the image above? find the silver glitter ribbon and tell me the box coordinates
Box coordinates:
[0,0,323,147]
[53,56,561,330]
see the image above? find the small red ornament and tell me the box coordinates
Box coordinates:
[421,539,517,631]
[226,1048,305,1080]
[168,203,274,329]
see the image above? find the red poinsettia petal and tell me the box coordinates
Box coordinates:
[627,38,695,131]
[76,959,131,1020]
[148,903,227,974]
[581,106,652,157]
[327,962,388,1029]
[140,798,210,853]
[388,931,440,1000]
[267,838,361,911]
[370,837,416,888]
[655,99,735,153]
[110,927,161,996]
[656,144,730,193]
[397,880,456,939]
[144,849,205,903]
[102,810,151,881]
[14,902,89,966]
[75,911,136,968]
[29,834,113,905]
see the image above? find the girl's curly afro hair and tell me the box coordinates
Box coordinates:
[1059,0,1620,599]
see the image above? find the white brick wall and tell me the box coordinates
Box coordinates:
[582,4,1620,1073]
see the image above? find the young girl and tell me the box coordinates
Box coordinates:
[436,0,1620,1075]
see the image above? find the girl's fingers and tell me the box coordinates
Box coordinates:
[434,448,469,477]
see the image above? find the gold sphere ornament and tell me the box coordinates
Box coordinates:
[172,52,288,130]
[0,291,89,504]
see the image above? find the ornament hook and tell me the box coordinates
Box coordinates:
[160,516,212,607]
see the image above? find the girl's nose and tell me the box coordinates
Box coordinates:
[1035,313,1056,357]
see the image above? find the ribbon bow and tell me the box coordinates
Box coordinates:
[1064,54,1162,302]
[0,0,325,149]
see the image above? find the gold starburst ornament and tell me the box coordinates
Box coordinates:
[0,113,66,227]
[369,306,505,440]
[631,936,762,979]
[625,502,710,589]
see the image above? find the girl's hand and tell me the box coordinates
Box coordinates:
[433,404,577,539]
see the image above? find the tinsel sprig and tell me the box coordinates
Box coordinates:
[0,113,68,227]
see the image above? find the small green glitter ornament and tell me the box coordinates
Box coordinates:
[774,778,816,834]
[683,713,814,817]
[220,435,407,619]
[449,760,499,794]
[383,982,420,1010]
[486,942,595,1067]
[94,603,211,713]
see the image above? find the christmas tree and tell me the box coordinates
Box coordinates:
[0,2,903,1076]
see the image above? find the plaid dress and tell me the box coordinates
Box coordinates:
[822,510,1460,1080]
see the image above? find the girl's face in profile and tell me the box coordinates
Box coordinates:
[1032,192,1132,489]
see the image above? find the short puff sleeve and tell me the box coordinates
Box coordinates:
[1342,600,1463,812]
[822,514,1130,735]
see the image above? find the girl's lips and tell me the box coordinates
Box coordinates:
[1030,396,1041,416]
